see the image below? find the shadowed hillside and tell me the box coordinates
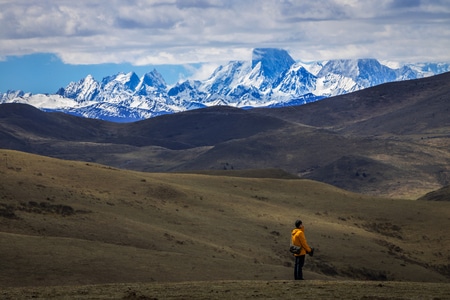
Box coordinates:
[0,72,449,199]
[1,150,449,288]
[417,185,450,201]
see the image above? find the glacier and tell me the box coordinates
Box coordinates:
[1,48,449,122]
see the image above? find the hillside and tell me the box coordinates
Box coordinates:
[1,149,449,288]
[0,73,449,199]
[417,185,450,201]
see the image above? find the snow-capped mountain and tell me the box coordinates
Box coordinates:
[1,48,449,122]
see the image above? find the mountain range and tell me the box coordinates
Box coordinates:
[1,48,449,122]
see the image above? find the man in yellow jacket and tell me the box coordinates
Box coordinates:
[291,219,314,280]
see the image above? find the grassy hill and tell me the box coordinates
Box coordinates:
[1,149,449,290]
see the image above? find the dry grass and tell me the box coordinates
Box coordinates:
[2,280,450,299]
[0,149,449,298]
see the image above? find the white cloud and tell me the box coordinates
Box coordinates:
[184,62,221,81]
[0,0,449,64]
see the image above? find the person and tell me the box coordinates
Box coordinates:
[291,219,314,280]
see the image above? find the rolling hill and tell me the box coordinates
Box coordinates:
[1,149,449,289]
[1,72,449,199]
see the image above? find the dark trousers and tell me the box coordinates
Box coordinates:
[294,255,305,280]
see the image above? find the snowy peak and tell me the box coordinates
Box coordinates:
[136,69,167,96]
[274,64,317,96]
[317,58,399,89]
[141,69,166,90]
[202,61,251,95]
[318,59,362,78]
[198,48,298,102]
[101,72,140,92]
[355,59,396,86]
[58,74,100,102]
[252,48,295,80]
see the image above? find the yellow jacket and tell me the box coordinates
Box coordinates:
[291,226,311,256]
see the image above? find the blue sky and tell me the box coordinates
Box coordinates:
[1,0,450,94]
[0,53,196,93]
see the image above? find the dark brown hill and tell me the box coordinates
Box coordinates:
[0,72,449,199]
[417,185,450,201]
[121,106,290,149]
[0,102,115,141]
[0,104,288,149]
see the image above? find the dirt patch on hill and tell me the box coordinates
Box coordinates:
[0,201,90,219]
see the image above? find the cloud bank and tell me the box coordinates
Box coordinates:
[1,0,450,65]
